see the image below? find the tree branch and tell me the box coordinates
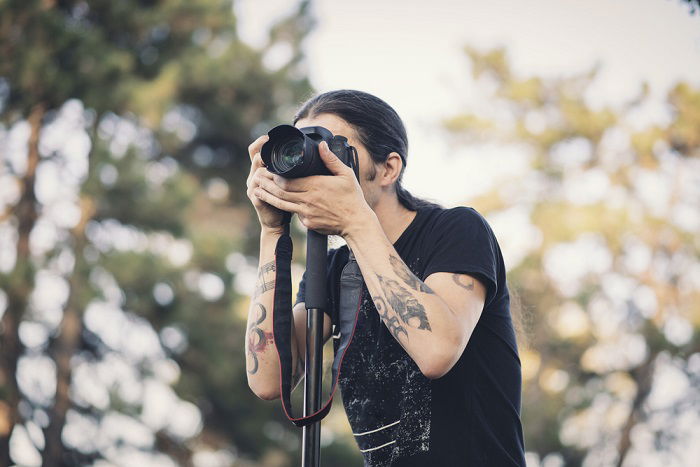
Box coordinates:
[41,111,100,466]
[0,101,45,466]
[616,350,659,467]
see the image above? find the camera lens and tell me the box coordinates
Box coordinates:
[272,138,304,172]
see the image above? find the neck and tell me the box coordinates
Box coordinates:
[372,194,416,244]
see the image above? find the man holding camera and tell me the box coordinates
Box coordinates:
[245,90,525,466]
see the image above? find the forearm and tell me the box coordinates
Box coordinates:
[245,228,298,399]
[344,213,467,379]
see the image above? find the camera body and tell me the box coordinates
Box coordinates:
[260,125,359,179]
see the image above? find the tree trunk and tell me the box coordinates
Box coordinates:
[155,430,194,467]
[41,295,81,467]
[616,351,658,467]
[0,102,44,465]
[41,185,96,466]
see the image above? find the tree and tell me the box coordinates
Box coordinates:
[0,1,349,465]
[444,46,700,466]
[678,0,700,15]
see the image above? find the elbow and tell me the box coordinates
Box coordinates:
[248,381,280,401]
[418,357,456,380]
[417,336,466,380]
[254,389,281,401]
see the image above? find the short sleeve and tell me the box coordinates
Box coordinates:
[294,271,307,306]
[422,207,499,306]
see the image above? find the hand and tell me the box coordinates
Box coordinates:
[246,135,286,234]
[253,141,374,237]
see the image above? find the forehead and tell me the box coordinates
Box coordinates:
[295,113,358,144]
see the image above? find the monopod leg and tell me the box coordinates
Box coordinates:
[302,230,327,467]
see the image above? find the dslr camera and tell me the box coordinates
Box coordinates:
[261,125,359,180]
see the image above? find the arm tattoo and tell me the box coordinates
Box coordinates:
[376,274,432,331]
[389,255,434,294]
[253,260,276,299]
[373,295,408,342]
[246,303,273,374]
[452,274,475,291]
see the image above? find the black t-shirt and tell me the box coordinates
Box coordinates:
[296,206,525,466]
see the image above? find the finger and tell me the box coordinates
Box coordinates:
[254,187,301,214]
[255,167,274,180]
[318,141,351,176]
[251,153,264,171]
[247,155,264,187]
[248,135,270,162]
[258,176,301,202]
[248,165,274,188]
[272,174,307,193]
[297,213,313,230]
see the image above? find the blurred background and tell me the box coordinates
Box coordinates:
[1,0,699,466]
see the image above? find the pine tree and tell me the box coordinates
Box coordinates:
[0,1,321,464]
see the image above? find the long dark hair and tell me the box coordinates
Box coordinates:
[293,90,439,211]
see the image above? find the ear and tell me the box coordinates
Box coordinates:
[379,152,404,187]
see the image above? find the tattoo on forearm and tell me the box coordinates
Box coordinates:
[247,303,273,374]
[373,295,409,342]
[389,255,435,294]
[376,274,432,331]
[452,274,475,291]
[253,260,276,299]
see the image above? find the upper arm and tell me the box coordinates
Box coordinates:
[424,272,486,348]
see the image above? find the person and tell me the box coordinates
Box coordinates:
[244,89,525,466]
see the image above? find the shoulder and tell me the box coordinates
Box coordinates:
[426,206,495,239]
[437,205,489,223]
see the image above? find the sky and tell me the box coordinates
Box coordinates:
[236,0,700,204]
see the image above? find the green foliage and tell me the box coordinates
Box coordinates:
[678,0,700,14]
[0,1,356,466]
[667,82,700,155]
[446,46,700,465]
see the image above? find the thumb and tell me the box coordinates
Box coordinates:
[319,141,349,176]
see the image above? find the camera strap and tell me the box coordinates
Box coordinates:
[272,226,362,427]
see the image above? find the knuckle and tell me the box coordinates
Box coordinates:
[274,176,288,189]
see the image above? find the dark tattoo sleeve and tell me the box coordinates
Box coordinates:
[246,303,273,374]
[376,274,432,331]
[253,260,276,299]
[389,255,435,294]
[452,274,475,291]
[373,295,409,342]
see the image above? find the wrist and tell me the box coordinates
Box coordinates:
[261,225,286,238]
[342,207,381,245]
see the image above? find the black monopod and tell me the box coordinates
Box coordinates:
[261,125,359,467]
[301,229,327,467]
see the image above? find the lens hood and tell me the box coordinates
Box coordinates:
[261,125,338,178]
